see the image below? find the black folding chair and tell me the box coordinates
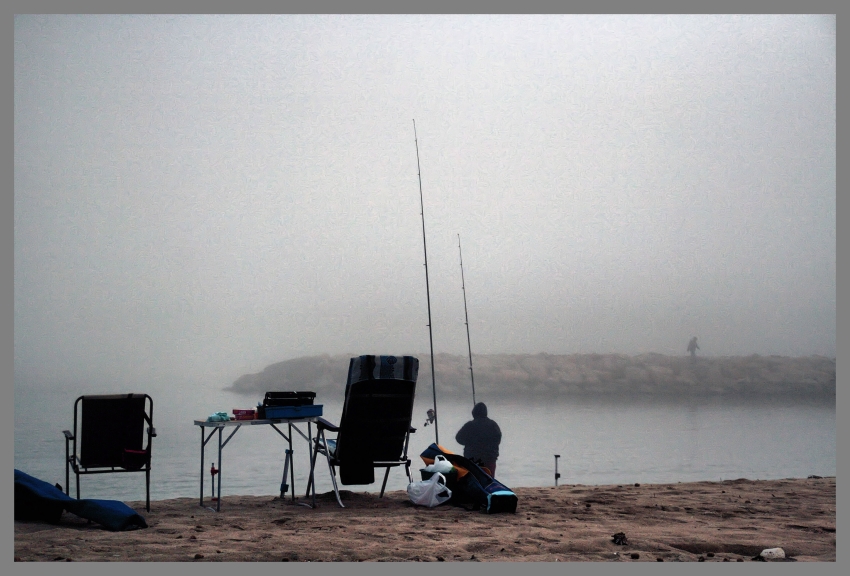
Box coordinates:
[307,355,418,507]
[63,394,156,511]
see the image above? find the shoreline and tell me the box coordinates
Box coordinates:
[15,476,835,562]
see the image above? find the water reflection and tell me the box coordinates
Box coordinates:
[15,381,836,501]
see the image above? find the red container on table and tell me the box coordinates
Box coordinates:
[232,409,256,421]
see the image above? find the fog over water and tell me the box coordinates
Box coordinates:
[14,15,835,394]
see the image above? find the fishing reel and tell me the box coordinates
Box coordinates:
[423,408,436,427]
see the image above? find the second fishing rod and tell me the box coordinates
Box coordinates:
[458,233,477,407]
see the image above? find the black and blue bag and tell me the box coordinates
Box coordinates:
[420,443,518,513]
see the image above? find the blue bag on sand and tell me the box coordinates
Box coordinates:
[420,443,518,513]
[14,469,147,531]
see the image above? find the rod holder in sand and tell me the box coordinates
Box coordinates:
[555,454,561,486]
[210,463,219,501]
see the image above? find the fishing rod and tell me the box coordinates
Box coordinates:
[458,234,476,406]
[413,119,439,445]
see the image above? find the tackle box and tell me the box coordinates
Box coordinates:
[262,391,316,407]
[264,404,323,419]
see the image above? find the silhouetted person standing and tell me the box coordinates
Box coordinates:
[455,402,502,477]
[687,336,700,358]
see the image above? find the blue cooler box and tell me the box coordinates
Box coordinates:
[264,404,323,419]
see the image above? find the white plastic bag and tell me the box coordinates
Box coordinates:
[407,472,452,507]
[423,454,453,474]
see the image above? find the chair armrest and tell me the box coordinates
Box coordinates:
[317,417,339,432]
[409,426,417,434]
[63,430,74,440]
[148,426,157,438]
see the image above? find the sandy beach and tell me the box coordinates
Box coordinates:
[14,476,834,562]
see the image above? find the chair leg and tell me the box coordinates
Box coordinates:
[145,467,151,512]
[323,449,344,508]
[306,444,316,497]
[379,467,391,497]
[310,430,344,507]
[64,443,70,496]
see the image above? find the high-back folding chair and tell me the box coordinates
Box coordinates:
[63,393,156,511]
[307,355,418,507]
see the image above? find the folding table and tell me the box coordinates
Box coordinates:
[193,416,320,511]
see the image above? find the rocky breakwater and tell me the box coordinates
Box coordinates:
[228,353,835,400]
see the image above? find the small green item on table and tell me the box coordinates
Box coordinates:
[207,412,230,422]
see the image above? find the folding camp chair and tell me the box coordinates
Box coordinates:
[307,355,418,507]
[63,394,156,511]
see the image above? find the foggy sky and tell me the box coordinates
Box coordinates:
[14,15,836,389]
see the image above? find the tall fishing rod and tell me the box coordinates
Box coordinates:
[413,119,439,445]
[458,234,476,406]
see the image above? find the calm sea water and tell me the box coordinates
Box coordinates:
[15,379,835,504]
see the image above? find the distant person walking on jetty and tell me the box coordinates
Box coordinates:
[455,402,502,477]
[687,336,700,358]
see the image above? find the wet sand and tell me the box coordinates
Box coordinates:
[14,477,834,562]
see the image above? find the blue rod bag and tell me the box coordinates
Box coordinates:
[15,469,147,531]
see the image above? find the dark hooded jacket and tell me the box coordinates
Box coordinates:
[455,402,502,463]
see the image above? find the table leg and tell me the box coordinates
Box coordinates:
[216,427,223,512]
[199,426,205,507]
[309,421,316,508]
[288,423,295,502]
